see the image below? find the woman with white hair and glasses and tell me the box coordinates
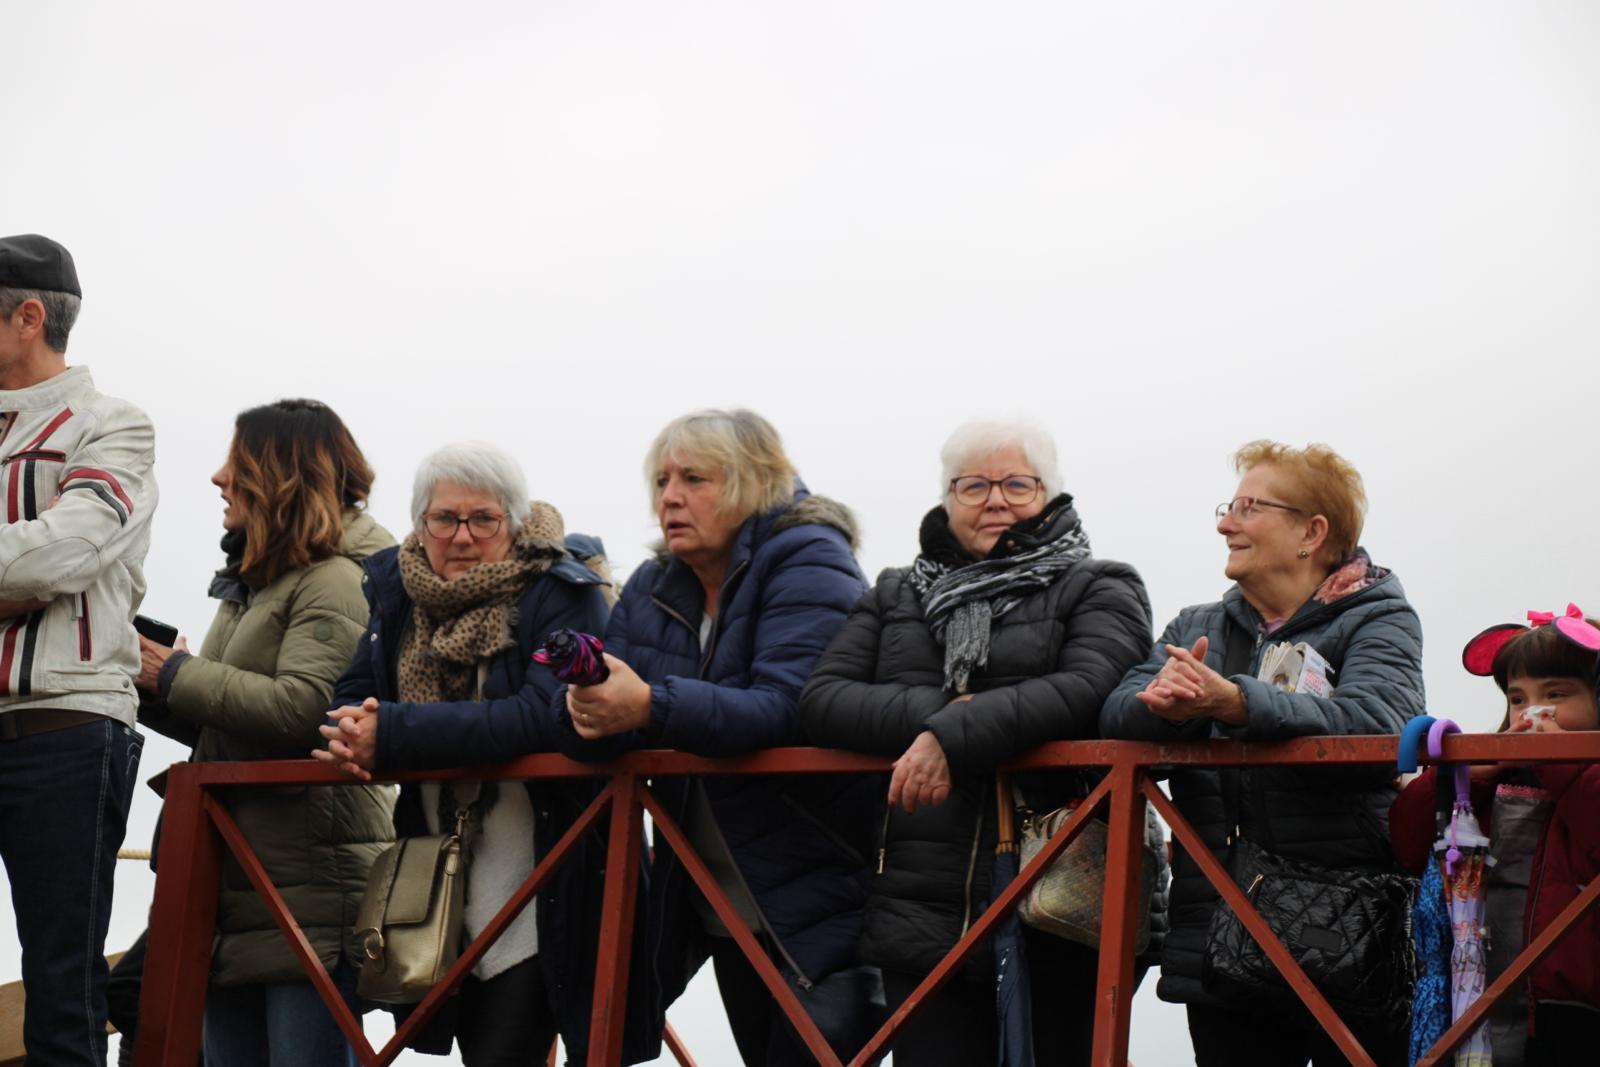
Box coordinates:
[313,441,656,1066]
[556,408,875,1066]
[799,417,1156,1066]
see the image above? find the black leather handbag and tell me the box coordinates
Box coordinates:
[1200,835,1415,1021]
[1198,618,1415,1023]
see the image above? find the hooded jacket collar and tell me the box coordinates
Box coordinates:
[1222,547,1398,638]
[648,483,859,625]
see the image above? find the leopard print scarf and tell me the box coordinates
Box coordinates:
[397,500,567,706]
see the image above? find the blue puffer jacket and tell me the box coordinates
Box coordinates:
[1100,551,1425,1007]
[330,534,658,1066]
[561,491,873,1017]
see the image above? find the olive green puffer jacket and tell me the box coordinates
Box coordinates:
[163,510,397,986]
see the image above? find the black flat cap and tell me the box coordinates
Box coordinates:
[0,235,81,298]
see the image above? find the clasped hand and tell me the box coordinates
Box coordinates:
[312,697,379,780]
[888,694,968,815]
[1134,635,1248,726]
[135,634,189,692]
[566,654,652,740]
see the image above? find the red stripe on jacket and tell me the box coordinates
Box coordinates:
[4,458,17,524]
[61,468,134,514]
[0,620,21,697]
[23,407,74,451]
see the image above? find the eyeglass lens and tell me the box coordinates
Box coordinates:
[953,476,1041,506]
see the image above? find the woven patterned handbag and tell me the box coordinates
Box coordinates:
[1016,803,1158,950]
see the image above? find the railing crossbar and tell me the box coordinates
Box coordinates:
[133,732,1600,1067]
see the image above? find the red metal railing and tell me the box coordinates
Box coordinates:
[133,732,1600,1067]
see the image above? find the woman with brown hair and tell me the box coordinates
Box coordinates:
[135,398,397,1065]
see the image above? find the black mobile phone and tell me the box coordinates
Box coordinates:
[134,614,179,647]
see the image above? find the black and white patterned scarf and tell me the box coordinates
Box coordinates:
[907,494,1091,693]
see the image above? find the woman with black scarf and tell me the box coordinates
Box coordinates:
[799,417,1155,1066]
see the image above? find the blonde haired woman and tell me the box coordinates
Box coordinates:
[560,408,876,1066]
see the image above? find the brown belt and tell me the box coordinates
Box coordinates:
[0,708,104,741]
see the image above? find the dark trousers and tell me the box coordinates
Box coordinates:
[0,718,141,1067]
[1528,1002,1600,1066]
[709,937,816,1067]
[106,929,147,1067]
[1187,1003,1407,1067]
[455,956,558,1066]
[883,932,1107,1067]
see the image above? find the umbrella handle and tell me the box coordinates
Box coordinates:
[995,772,1018,853]
[1426,718,1473,809]
[1397,715,1437,772]
[1425,717,1459,759]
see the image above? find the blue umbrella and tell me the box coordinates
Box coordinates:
[993,774,1035,1067]
[1410,855,1452,1067]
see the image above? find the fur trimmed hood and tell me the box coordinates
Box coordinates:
[651,488,860,564]
[771,492,860,549]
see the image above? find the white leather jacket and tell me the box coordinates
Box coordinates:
[0,366,157,724]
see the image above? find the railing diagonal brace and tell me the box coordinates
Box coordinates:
[1418,868,1600,1066]
[849,773,1116,1067]
[202,793,374,1063]
[1141,781,1376,1067]
[640,785,844,1067]
[384,779,618,1065]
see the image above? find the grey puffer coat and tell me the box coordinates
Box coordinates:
[800,500,1156,978]
[1100,554,1424,1006]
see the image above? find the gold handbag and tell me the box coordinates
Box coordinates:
[1013,792,1160,951]
[353,830,466,1004]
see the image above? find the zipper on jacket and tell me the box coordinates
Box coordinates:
[650,557,812,986]
[959,798,988,936]
[1525,850,1547,951]
[714,804,816,990]
[877,804,892,874]
[75,592,92,661]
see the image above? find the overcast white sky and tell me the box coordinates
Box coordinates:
[6,2,1600,1063]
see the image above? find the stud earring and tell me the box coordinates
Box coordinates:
[1298,549,1309,559]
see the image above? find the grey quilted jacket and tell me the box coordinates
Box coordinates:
[1100,553,1424,1006]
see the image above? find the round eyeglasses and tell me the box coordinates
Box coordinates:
[949,475,1044,507]
[422,511,505,540]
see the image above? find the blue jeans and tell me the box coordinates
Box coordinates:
[0,717,142,1067]
[203,960,363,1067]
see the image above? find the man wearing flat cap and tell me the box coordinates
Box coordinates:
[0,234,157,1066]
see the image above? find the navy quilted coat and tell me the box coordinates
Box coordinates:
[1100,554,1425,1006]
[331,535,658,1065]
[560,491,872,1018]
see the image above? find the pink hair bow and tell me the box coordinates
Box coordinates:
[1527,603,1584,627]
